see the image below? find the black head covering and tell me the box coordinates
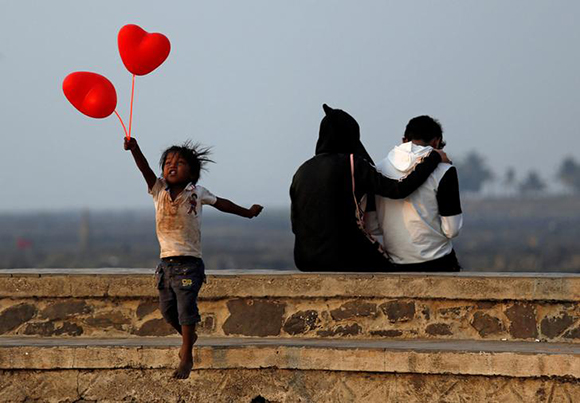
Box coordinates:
[315,104,374,164]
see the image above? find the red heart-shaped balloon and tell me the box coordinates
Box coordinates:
[118,24,171,76]
[62,72,117,119]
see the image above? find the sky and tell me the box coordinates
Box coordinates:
[1,1,579,212]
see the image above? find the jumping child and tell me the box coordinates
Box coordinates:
[124,137,263,379]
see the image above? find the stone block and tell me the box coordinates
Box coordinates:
[136,300,158,319]
[564,327,580,339]
[23,322,56,336]
[370,330,403,338]
[41,300,92,320]
[540,312,575,339]
[425,323,452,336]
[471,312,504,337]
[0,304,37,334]
[330,301,377,321]
[283,310,319,335]
[317,324,362,337]
[223,299,285,337]
[505,303,538,339]
[380,301,416,323]
[133,318,175,336]
[86,311,131,330]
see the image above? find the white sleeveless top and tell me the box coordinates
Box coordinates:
[375,143,462,264]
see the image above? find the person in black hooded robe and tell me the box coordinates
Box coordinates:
[290,104,448,272]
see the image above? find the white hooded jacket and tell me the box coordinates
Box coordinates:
[375,142,463,264]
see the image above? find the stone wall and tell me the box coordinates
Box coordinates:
[1,270,579,342]
[2,369,579,403]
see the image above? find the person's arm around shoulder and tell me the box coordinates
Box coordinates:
[358,149,449,200]
[124,137,157,191]
[212,197,264,219]
[437,166,463,238]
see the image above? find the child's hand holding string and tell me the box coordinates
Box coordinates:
[124,137,138,151]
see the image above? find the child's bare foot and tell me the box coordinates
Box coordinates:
[173,357,193,379]
[173,324,197,379]
[173,346,193,379]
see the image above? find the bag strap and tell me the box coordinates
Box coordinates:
[350,154,364,222]
[350,154,359,217]
[350,153,392,262]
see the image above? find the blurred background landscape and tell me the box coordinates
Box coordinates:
[2,152,580,272]
[2,2,580,273]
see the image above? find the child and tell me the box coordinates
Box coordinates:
[124,137,263,379]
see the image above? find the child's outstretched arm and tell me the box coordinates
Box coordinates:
[212,198,263,219]
[124,137,157,191]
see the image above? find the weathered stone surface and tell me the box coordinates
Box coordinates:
[317,324,362,337]
[381,301,415,322]
[3,337,580,381]
[540,312,575,339]
[330,301,377,321]
[505,303,538,339]
[283,310,319,335]
[1,368,580,403]
[199,314,216,333]
[136,300,158,319]
[0,304,37,334]
[471,312,503,337]
[1,272,580,343]
[223,299,285,337]
[476,301,495,309]
[23,321,83,337]
[370,330,403,337]
[54,322,83,336]
[23,321,56,336]
[3,270,580,302]
[425,323,452,336]
[438,307,463,318]
[41,300,91,320]
[134,318,175,336]
[86,311,131,329]
[564,327,580,339]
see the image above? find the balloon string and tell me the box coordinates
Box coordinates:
[129,74,135,138]
[114,110,129,139]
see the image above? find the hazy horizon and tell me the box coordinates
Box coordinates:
[2,1,579,212]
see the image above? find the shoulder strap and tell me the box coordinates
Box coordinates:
[350,154,363,222]
[350,154,392,263]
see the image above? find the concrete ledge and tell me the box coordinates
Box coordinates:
[1,337,579,379]
[1,269,580,301]
[2,270,580,343]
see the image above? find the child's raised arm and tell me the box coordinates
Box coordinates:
[124,137,157,191]
[212,198,263,219]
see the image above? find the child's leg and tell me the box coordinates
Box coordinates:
[171,257,205,380]
[174,324,197,379]
[157,263,181,334]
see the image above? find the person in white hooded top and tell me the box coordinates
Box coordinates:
[375,116,463,271]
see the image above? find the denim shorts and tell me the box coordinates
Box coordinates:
[155,256,205,326]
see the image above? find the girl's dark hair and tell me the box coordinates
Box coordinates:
[159,141,213,184]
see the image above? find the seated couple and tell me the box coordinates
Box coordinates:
[290,104,462,272]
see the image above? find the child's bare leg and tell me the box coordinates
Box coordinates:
[173,324,197,379]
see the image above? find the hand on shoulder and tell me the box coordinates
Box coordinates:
[434,149,451,164]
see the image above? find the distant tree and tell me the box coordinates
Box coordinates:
[455,151,494,193]
[502,167,517,195]
[558,157,580,193]
[519,171,546,196]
